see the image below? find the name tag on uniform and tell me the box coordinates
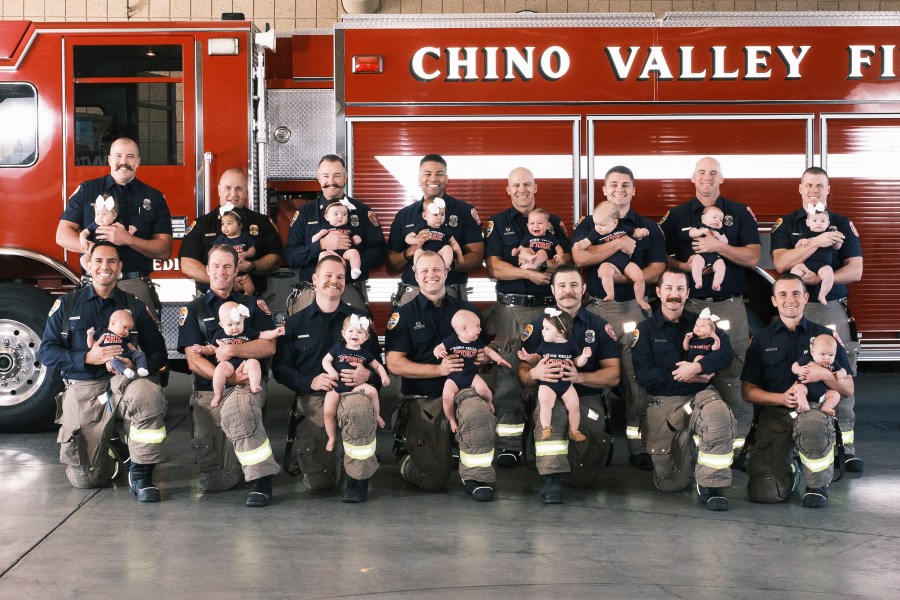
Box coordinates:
[307,221,318,225]
[655,339,667,342]
[69,316,81,321]
[202,317,215,322]
[765,347,778,352]
[204,233,217,237]
[297,334,310,339]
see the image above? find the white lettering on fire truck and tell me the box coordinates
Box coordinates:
[411,46,570,82]
[604,45,811,81]
[847,45,897,79]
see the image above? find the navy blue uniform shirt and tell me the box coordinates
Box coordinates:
[632,309,734,396]
[659,196,760,300]
[41,286,166,380]
[485,206,571,297]
[62,175,172,274]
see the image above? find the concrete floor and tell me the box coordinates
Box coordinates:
[1,371,898,599]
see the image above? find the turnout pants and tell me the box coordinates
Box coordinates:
[805,299,859,455]
[747,405,835,503]
[397,388,496,490]
[687,296,751,452]
[484,302,544,453]
[191,387,280,491]
[642,388,735,492]
[532,391,613,487]
[57,376,166,489]
[586,298,649,456]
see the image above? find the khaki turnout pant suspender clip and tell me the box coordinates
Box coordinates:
[282,397,305,476]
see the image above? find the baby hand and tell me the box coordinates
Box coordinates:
[434,346,448,359]
[634,227,650,239]
[381,374,391,386]
[581,347,593,358]
[796,238,810,247]
[189,344,205,354]
[376,415,386,428]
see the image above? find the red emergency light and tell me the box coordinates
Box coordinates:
[352,55,383,74]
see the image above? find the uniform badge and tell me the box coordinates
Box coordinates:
[723,215,734,227]
[604,324,617,342]
[387,312,399,330]
[449,215,459,228]
[746,206,757,222]
[368,211,380,227]
[471,208,481,226]
[290,210,299,227]
[771,217,783,233]
[485,220,494,237]
[350,215,359,227]
[178,307,188,327]
[659,211,669,225]
[49,298,61,317]
[631,328,640,348]
[849,220,859,238]
[257,299,271,315]
[585,329,596,344]
[521,324,534,341]
[250,224,259,236]
[143,198,152,211]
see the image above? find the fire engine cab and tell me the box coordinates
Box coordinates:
[2,12,899,432]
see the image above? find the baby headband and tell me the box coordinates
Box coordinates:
[219,202,235,216]
[806,202,826,215]
[698,307,720,322]
[95,196,116,212]
[545,307,562,318]
[349,314,370,330]
[427,198,446,215]
[230,304,250,322]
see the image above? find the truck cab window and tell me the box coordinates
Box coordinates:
[0,83,38,167]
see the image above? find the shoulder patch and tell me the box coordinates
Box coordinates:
[471,208,481,226]
[178,306,188,327]
[558,221,568,237]
[575,216,584,228]
[631,328,640,348]
[605,323,618,342]
[49,298,61,317]
[290,210,300,227]
[368,210,380,227]
[848,220,859,238]
[521,323,534,342]
[146,305,154,320]
[186,220,196,234]
[387,312,400,330]
[659,211,669,225]
[832,330,845,348]
[771,217,782,233]
[746,206,757,222]
[257,299,271,316]
[485,220,494,237]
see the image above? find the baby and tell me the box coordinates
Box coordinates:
[312,198,364,280]
[78,195,137,271]
[214,208,257,296]
[190,301,283,407]
[518,308,592,442]
[790,203,843,305]
[683,308,722,362]
[87,309,148,379]
[321,314,391,451]
[574,201,651,313]
[687,205,728,292]
[434,309,511,433]
[791,333,847,416]
[512,208,565,270]
[405,197,463,267]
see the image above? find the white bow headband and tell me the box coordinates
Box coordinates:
[545,307,562,318]
[349,314,370,330]
[427,198,446,215]
[806,202,826,215]
[219,202,235,216]
[95,196,116,212]
[698,307,720,322]
[230,304,250,322]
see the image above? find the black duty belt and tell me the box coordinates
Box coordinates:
[119,271,150,280]
[497,293,555,307]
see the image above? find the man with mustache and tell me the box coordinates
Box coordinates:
[631,269,737,511]
[518,264,622,504]
[284,154,386,313]
[179,168,283,297]
[741,274,854,508]
[57,137,172,317]
[273,255,383,503]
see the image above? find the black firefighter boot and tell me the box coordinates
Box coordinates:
[245,475,273,507]
[129,462,161,502]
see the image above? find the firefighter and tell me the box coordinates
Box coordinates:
[40,242,167,501]
[659,156,760,467]
[483,167,572,467]
[284,154,386,314]
[572,166,667,472]
[385,154,484,306]
[177,244,281,507]
[741,274,855,508]
[56,137,172,317]
[770,167,864,473]
[272,255,382,502]
[385,251,497,501]
[631,268,736,510]
[518,264,621,504]
[179,168,283,297]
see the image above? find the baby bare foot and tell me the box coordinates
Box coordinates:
[325,438,335,452]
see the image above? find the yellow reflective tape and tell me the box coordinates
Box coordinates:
[459,450,494,468]
[128,424,166,444]
[841,430,855,445]
[235,438,274,466]
[799,448,835,473]
[535,440,569,456]
[626,426,641,440]
[697,451,733,469]
[343,438,376,460]
[496,423,525,436]
[733,438,746,450]
[692,434,700,447]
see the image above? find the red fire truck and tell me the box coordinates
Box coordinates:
[2,13,899,432]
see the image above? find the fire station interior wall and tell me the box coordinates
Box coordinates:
[6,1,900,32]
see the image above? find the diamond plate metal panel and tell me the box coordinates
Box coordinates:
[266,89,335,180]
[161,302,184,358]
[660,12,900,27]
[338,13,659,29]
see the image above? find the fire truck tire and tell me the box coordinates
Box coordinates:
[0,284,63,433]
